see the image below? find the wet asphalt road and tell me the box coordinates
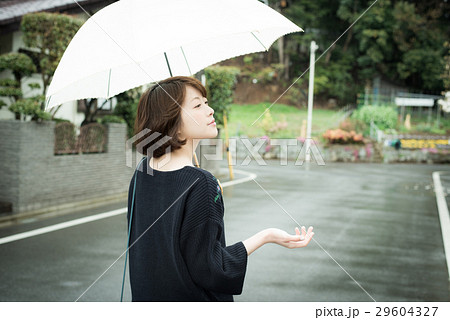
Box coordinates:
[0,160,449,302]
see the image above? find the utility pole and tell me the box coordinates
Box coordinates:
[305,40,318,162]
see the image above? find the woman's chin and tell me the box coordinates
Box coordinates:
[206,127,218,138]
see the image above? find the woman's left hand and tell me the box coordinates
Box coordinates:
[266,226,314,249]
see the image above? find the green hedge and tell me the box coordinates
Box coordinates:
[351,104,398,131]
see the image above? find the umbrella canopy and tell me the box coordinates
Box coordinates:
[45,0,303,111]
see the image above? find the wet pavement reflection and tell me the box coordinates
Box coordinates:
[0,160,448,301]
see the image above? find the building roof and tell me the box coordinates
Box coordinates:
[0,0,112,26]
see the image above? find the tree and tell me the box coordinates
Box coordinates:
[441,41,450,92]
[260,0,449,105]
[113,88,141,139]
[204,66,240,128]
[20,12,83,112]
[0,52,47,120]
[392,1,446,90]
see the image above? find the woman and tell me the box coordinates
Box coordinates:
[127,76,314,302]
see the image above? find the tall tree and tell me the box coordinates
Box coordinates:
[20,12,83,110]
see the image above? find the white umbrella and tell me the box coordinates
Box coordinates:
[45,0,303,111]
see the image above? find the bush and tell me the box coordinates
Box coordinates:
[97,115,126,125]
[204,66,240,127]
[52,117,71,123]
[413,123,446,135]
[339,118,367,134]
[351,104,398,131]
[8,95,51,121]
[258,110,288,136]
[113,87,140,139]
[323,129,364,144]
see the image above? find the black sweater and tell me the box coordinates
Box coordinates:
[126,157,248,301]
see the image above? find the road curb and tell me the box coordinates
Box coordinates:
[432,171,450,281]
[0,192,128,228]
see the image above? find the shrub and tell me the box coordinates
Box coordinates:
[259,109,274,136]
[258,110,288,137]
[323,129,364,144]
[204,66,240,128]
[339,118,367,134]
[8,95,51,121]
[97,115,126,125]
[52,118,71,123]
[351,104,398,131]
[113,87,140,139]
[413,123,446,135]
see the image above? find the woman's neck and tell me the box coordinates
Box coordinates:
[149,138,200,170]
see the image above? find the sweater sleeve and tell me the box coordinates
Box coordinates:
[179,172,248,295]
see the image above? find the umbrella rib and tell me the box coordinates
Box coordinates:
[180,46,193,76]
[164,52,173,77]
[251,31,268,51]
[107,68,111,97]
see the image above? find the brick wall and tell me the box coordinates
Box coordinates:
[0,120,135,215]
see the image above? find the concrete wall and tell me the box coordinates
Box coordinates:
[382,147,450,164]
[0,120,134,215]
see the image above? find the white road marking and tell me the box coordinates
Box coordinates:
[432,171,450,281]
[220,169,257,187]
[0,208,126,245]
[0,169,256,245]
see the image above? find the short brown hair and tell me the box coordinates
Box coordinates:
[133,76,207,158]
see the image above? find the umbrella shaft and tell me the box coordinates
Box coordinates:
[164,52,173,77]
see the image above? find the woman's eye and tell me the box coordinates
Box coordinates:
[195,104,201,108]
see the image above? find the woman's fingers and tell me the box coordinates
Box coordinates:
[289,234,302,241]
[290,226,314,247]
[274,226,315,248]
[296,226,305,240]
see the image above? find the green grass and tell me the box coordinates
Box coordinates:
[397,114,450,135]
[219,102,344,139]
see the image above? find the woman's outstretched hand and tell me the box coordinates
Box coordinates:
[242,226,314,256]
[268,226,314,249]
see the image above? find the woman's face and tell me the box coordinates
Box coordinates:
[179,85,217,140]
